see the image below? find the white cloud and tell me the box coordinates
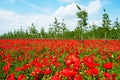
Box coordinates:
[57,0,79,3]
[54,3,81,19]
[54,0,102,18]
[86,0,101,14]
[53,3,82,30]
[0,0,102,34]
[53,0,102,29]
[56,0,101,15]
[89,20,102,26]
[0,9,53,34]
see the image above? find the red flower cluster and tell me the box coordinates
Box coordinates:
[0,39,120,80]
[18,74,26,80]
[6,73,15,80]
[61,68,77,77]
[104,72,117,80]
[87,68,99,76]
[3,62,11,74]
[103,62,113,70]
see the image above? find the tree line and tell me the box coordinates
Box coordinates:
[0,5,120,40]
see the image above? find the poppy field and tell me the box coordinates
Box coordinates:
[0,39,120,80]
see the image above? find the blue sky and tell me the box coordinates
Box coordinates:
[0,0,120,34]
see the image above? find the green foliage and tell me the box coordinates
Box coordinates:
[40,27,45,38]
[102,9,111,40]
[0,62,6,79]
[76,4,88,40]
[113,18,120,39]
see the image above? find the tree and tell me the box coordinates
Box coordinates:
[28,23,38,37]
[19,26,25,38]
[61,19,68,38]
[48,27,54,38]
[74,20,82,39]
[113,18,120,39]
[25,29,29,38]
[102,9,111,40]
[76,4,88,40]
[90,22,97,39]
[52,17,61,38]
[40,27,45,39]
[95,27,104,39]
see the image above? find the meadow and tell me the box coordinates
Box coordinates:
[0,39,120,80]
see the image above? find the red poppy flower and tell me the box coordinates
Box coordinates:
[44,69,51,75]
[18,74,26,80]
[65,59,72,67]
[61,68,76,77]
[15,67,22,71]
[104,72,111,79]
[35,62,43,68]
[51,75,60,80]
[118,55,120,60]
[31,69,43,76]
[6,73,15,80]
[103,62,113,69]
[87,68,99,76]
[74,75,82,80]
[112,73,117,77]
[86,62,99,69]
[3,62,11,74]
